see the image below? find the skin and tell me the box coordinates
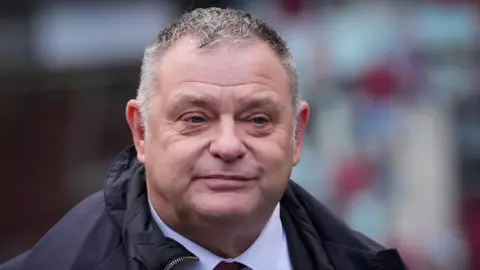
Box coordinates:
[126,36,309,258]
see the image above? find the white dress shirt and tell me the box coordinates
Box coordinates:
[148,198,292,270]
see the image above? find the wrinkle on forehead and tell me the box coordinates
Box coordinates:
[166,81,281,106]
[154,37,289,98]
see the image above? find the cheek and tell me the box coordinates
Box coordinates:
[246,137,293,203]
[144,136,204,193]
[247,133,294,176]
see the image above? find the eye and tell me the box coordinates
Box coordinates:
[250,116,269,125]
[181,113,207,124]
[187,116,205,123]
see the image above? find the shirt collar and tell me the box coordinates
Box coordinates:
[148,197,286,270]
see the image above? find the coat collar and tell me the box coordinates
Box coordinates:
[323,242,407,270]
[104,146,194,269]
[283,181,408,270]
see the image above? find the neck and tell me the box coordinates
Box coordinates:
[181,223,263,258]
[168,208,271,258]
[149,198,272,258]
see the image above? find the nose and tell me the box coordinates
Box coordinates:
[209,116,246,162]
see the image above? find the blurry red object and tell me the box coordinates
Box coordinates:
[335,157,373,200]
[461,199,480,270]
[279,0,302,15]
[357,64,398,101]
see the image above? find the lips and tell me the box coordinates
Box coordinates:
[195,174,254,181]
[194,174,255,191]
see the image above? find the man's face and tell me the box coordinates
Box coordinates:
[127,38,308,224]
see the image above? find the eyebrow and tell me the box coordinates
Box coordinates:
[168,93,218,112]
[236,96,282,113]
[167,91,282,114]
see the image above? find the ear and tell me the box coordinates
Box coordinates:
[293,101,309,166]
[126,99,146,163]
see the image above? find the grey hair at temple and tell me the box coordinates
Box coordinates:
[136,7,301,136]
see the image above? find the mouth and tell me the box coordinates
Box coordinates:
[196,174,253,181]
[193,174,257,190]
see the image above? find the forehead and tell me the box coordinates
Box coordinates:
[155,37,290,100]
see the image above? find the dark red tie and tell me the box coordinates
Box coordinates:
[214,261,244,270]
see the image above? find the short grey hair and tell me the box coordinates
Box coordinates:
[137,7,301,135]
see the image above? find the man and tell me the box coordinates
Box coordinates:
[1,8,407,270]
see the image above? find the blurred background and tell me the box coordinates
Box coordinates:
[0,0,479,269]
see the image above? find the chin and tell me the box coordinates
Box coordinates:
[192,195,257,221]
